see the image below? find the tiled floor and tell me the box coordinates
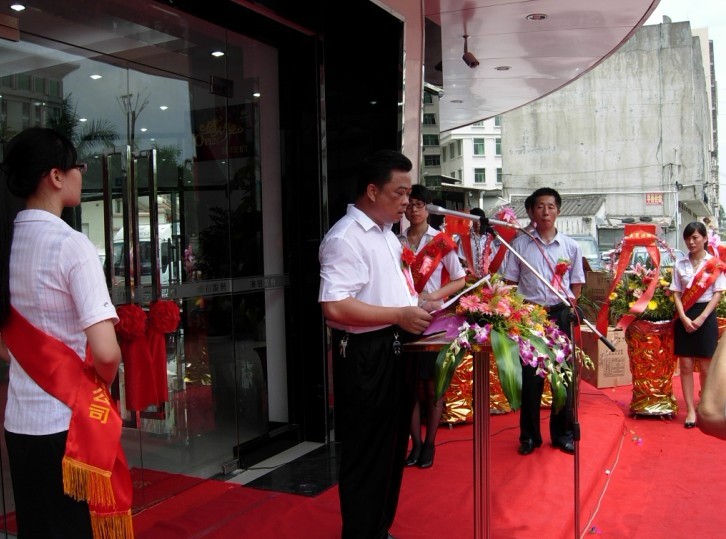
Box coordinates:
[227,441,340,496]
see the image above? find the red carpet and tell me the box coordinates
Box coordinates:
[5,378,722,538]
[132,468,208,513]
[587,377,726,538]
[133,383,625,538]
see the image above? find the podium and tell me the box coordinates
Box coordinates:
[406,335,491,539]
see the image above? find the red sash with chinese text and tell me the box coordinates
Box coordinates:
[411,232,457,293]
[486,225,516,275]
[680,257,725,313]
[596,224,661,335]
[2,307,134,539]
[445,215,473,272]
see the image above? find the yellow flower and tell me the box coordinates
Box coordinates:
[647,300,658,310]
[609,292,618,300]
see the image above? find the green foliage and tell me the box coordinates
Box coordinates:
[608,266,675,324]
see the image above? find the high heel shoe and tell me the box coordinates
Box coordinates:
[417,442,435,469]
[405,445,421,467]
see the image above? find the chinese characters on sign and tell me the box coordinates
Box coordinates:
[645,193,663,205]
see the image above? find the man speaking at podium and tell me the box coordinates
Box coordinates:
[319,150,432,539]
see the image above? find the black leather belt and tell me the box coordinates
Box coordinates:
[543,303,568,313]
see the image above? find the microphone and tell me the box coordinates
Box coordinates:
[425,204,521,230]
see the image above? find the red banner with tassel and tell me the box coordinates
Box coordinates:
[596,224,661,335]
[146,300,181,405]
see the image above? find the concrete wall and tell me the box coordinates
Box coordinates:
[501,20,714,250]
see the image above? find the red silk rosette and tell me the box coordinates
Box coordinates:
[115,303,155,410]
[146,300,181,406]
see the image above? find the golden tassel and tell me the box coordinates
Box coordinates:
[90,510,135,539]
[62,456,116,508]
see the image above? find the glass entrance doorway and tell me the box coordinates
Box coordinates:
[0,0,288,516]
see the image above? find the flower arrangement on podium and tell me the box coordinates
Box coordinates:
[426,274,573,411]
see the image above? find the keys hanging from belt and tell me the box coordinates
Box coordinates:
[339,334,348,358]
[392,332,402,356]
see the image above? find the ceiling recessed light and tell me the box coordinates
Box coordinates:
[159,105,168,110]
[526,13,547,21]
[252,91,261,98]
[10,3,25,12]
[140,128,148,132]
[90,74,102,80]
[211,51,225,58]
[79,118,88,122]
[494,66,511,71]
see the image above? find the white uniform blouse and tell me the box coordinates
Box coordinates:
[6,210,118,435]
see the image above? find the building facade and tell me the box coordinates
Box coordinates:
[502,19,718,252]
[0,0,661,528]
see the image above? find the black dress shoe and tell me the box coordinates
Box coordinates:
[518,439,541,455]
[418,442,435,469]
[684,421,697,429]
[553,438,575,454]
[405,445,421,467]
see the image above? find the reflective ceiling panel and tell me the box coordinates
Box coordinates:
[425,0,660,131]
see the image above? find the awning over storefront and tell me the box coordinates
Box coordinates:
[424,0,660,132]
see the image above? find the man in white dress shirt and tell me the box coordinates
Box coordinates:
[319,150,432,539]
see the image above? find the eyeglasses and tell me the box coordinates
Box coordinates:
[74,163,88,174]
[406,201,426,210]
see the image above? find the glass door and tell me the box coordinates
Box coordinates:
[0,0,287,521]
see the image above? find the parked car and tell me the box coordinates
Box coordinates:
[570,235,603,271]
[600,246,685,271]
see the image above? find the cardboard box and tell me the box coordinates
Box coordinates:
[580,327,631,388]
[582,271,613,303]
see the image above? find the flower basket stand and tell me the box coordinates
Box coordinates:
[625,319,678,417]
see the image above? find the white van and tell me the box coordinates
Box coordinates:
[113,223,179,286]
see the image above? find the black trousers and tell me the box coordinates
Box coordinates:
[332,327,418,539]
[519,306,575,444]
[5,429,93,539]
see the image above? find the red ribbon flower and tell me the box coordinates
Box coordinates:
[148,300,181,334]
[115,304,148,338]
[555,259,571,276]
[401,246,416,268]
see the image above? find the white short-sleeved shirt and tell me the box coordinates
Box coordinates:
[670,253,726,303]
[319,204,416,333]
[399,225,466,295]
[5,210,118,435]
[501,229,586,306]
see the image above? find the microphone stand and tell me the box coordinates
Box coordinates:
[479,217,615,539]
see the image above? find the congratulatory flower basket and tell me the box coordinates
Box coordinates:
[425,274,573,412]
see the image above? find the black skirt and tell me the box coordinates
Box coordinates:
[674,302,719,359]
